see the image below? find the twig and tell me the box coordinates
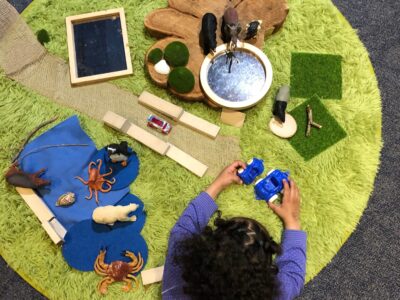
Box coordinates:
[12,117,58,163]
[17,144,89,163]
[306,105,322,137]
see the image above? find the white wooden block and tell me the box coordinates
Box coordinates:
[16,187,54,222]
[42,221,63,245]
[49,218,67,240]
[125,124,170,155]
[138,91,184,120]
[179,111,220,139]
[166,145,208,177]
[103,111,127,130]
[141,266,164,285]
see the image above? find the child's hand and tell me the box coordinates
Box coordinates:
[206,160,246,199]
[268,179,301,230]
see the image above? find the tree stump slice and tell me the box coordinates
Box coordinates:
[145,0,289,104]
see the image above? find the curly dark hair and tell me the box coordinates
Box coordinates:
[174,211,282,300]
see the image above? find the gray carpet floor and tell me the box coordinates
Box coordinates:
[1,0,399,299]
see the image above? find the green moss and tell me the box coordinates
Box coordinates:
[164,41,189,67]
[148,48,163,64]
[289,95,347,160]
[168,67,195,93]
[36,29,50,45]
[290,52,342,99]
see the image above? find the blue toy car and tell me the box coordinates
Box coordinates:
[254,169,290,202]
[237,158,264,185]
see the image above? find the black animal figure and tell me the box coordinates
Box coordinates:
[244,20,262,40]
[106,141,131,167]
[222,7,241,50]
[200,13,217,55]
[272,85,290,123]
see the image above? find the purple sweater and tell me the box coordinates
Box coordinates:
[162,192,307,300]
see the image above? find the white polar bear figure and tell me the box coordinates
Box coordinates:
[92,203,139,226]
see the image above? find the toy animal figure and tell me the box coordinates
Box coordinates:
[92,203,139,226]
[75,159,115,205]
[106,141,131,167]
[200,13,217,55]
[5,162,50,189]
[95,248,143,295]
[222,7,241,50]
[273,85,290,123]
[244,20,262,40]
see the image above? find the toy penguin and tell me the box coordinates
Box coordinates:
[244,20,262,40]
[273,85,290,123]
[106,141,131,167]
[269,85,298,138]
[200,13,217,55]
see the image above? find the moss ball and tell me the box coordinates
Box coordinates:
[168,67,195,93]
[36,29,50,45]
[164,41,189,67]
[148,48,163,64]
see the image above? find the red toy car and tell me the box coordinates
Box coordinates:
[147,114,172,134]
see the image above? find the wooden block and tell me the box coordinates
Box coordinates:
[138,91,184,120]
[42,221,63,245]
[16,187,54,222]
[220,109,246,128]
[141,266,164,285]
[179,111,220,139]
[49,218,67,240]
[125,124,170,155]
[103,111,128,131]
[166,145,208,177]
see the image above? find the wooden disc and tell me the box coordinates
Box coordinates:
[269,114,297,138]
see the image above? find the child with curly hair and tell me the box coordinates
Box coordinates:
[162,161,306,300]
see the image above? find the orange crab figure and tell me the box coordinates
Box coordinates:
[94,249,144,295]
[75,159,115,205]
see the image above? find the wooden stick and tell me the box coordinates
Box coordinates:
[306,105,322,137]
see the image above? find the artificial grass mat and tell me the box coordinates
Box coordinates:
[0,0,381,299]
[291,52,343,99]
[289,95,347,160]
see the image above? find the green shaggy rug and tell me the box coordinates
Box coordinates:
[0,0,381,299]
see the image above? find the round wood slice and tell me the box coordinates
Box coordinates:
[144,0,289,105]
[269,114,297,138]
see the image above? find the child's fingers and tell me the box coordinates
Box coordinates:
[282,179,290,201]
[230,160,246,170]
[268,201,283,216]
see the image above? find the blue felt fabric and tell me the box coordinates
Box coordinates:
[91,148,139,191]
[18,116,138,230]
[62,193,147,271]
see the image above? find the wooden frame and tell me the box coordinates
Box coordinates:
[200,42,273,110]
[66,8,132,85]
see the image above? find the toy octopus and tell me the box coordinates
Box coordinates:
[94,248,144,295]
[75,159,115,205]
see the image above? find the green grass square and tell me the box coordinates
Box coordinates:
[289,95,347,160]
[290,52,342,99]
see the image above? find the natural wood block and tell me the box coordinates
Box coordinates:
[103,111,128,130]
[49,218,67,240]
[220,109,246,128]
[125,124,170,155]
[138,91,184,120]
[166,144,208,177]
[141,266,164,285]
[16,187,54,222]
[179,111,220,139]
[42,221,63,245]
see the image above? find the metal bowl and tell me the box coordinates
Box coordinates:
[200,42,273,110]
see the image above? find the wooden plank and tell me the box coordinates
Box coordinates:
[220,109,246,128]
[141,266,164,285]
[49,218,67,240]
[103,111,128,130]
[138,91,184,120]
[166,145,208,177]
[125,124,170,155]
[42,221,63,245]
[16,187,54,222]
[179,111,220,139]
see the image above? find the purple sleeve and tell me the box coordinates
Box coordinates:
[162,192,218,299]
[275,230,307,300]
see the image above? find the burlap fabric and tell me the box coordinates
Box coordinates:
[0,0,241,176]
